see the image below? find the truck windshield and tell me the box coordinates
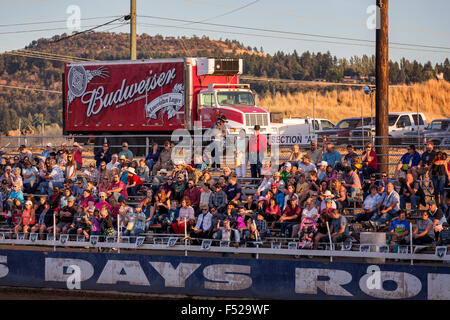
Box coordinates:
[217,92,255,106]
[335,119,360,129]
[388,115,399,126]
[428,120,449,131]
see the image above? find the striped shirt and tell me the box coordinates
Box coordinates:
[49,165,65,183]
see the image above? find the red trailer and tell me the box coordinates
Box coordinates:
[63,58,270,153]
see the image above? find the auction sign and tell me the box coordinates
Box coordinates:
[64,59,186,132]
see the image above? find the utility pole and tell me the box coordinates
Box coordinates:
[130,0,137,60]
[375,0,389,173]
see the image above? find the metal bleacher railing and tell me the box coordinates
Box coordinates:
[0,133,449,263]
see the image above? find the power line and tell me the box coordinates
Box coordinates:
[138,15,450,52]
[0,22,126,36]
[4,52,85,63]
[0,84,61,94]
[0,15,122,28]
[183,0,450,37]
[178,0,260,26]
[137,22,450,54]
[19,49,92,61]
[51,16,127,43]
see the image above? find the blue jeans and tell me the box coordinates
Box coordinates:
[280,222,297,237]
[40,181,63,196]
[370,209,398,226]
[146,159,156,172]
[123,227,145,243]
[250,153,262,178]
[400,194,420,211]
[214,229,240,243]
[432,176,446,199]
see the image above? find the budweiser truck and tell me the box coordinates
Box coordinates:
[63,58,270,154]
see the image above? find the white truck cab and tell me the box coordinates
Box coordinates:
[388,112,428,137]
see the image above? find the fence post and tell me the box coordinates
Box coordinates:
[326,221,333,263]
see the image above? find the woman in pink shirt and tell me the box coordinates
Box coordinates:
[265,197,281,229]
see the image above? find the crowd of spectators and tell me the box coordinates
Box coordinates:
[0,134,449,250]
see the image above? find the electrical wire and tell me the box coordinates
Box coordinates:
[137,22,450,54]
[139,15,450,52]
[0,16,123,28]
[0,22,126,36]
[178,0,260,26]
[51,16,127,43]
[183,0,450,37]
[0,84,61,94]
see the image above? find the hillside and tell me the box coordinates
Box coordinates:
[259,79,450,124]
[0,31,449,134]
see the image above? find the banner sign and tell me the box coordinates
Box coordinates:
[0,249,449,299]
[64,60,185,131]
[270,134,317,146]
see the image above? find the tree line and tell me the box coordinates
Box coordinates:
[0,32,448,134]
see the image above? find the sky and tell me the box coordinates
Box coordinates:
[0,0,449,64]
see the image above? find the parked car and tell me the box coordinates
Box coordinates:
[404,118,450,148]
[318,117,373,145]
[350,112,428,146]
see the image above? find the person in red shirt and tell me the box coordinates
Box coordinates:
[107,174,128,202]
[361,142,378,179]
[126,167,143,197]
[71,142,83,170]
[249,125,267,178]
[183,179,201,215]
[279,195,301,237]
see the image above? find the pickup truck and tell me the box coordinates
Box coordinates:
[318,116,374,145]
[404,118,450,147]
[349,112,428,146]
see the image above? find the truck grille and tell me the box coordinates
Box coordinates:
[245,114,269,127]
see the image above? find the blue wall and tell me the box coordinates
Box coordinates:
[0,249,449,299]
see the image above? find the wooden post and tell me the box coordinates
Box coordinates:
[375,0,389,173]
[130,0,136,60]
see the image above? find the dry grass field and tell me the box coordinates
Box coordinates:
[259,79,450,124]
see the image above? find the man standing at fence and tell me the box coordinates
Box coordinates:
[249,125,267,178]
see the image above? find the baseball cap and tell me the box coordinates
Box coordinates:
[325,198,333,203]
[428,200,436,206]
[67,196,76,202]
[160,169,168,174]
[271,183,278,188]
[320,161,328,167]
[25,200,33,206]
[284,162,292,167]
[46,142,52,147]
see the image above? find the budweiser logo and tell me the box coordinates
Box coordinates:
[67,65,179,118]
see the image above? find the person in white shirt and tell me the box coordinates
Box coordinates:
[191,205,213,239]
[106,154,120,171]
[199,183,212,208]
[355,185,380,223]
[255,172,274,197]
[297,154,317,178]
